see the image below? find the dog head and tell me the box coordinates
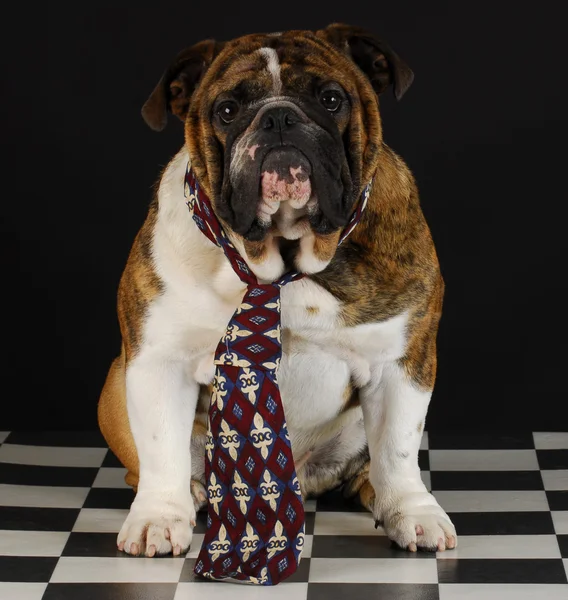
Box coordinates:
[142,24,413,271]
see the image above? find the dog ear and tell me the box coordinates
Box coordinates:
[141,39,225,131]
[317,24,414,100]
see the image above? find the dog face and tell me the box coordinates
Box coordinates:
[142,24,413,245]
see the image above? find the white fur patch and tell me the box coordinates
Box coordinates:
[258,47,282,94]
[294,231,334,274]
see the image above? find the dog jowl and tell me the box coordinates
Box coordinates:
[98,24,456,563]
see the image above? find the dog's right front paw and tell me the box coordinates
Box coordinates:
[117,491,196,557]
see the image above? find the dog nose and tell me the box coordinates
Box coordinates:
[260,107,298,131]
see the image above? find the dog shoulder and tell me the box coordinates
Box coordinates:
[310,144,440,325]
[118,149,245,363]
[117,193,162,360]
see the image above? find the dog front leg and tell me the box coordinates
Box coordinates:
[360,361,457,552]
[117,353,199,557]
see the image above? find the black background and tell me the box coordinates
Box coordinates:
[3,2,567,431]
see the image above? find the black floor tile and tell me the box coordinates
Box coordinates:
[0,462,98,487]
[547,490,568,511]
[193,510,208,534]
[304,512,315,535]
[430,470,544,491]
[287,556,310,582]
[101,450,124,468]
[311,535,434,559]
[537,450,568,469]
[42,583,178,600]
[0,556,58,582]
[4,431,107,447]
[419,450,429,471]
[558,535,568,558]
[428,432,535,449]
[437,558,568,584]
[308,583,439,600]
[179,558,203,582]
[83,487,135,509]
[448,511,556,535]
[0,506,80,531]
[62,532,124,557]
[315,488,368,513]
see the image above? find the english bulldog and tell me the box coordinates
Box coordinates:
[98,23,457,559]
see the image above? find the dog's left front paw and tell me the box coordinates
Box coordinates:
[375,490,457,552]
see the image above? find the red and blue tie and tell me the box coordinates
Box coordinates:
[185,163,371,584]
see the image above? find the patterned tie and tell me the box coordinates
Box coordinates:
[186,162,371,585]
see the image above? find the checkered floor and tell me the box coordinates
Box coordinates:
[0,431,567,600]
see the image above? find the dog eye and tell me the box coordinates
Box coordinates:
[217,101,239,124]
[320,91,342,112]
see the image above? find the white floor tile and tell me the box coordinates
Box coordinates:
[308,557,437,583]
[551,510,568,535]
[0,432,9,444]
[542,470,568,490]
[439,584,568,600]
[0,484,89,508]
[0,444,107,468]
[302,533,313,558]
[420,431,429,450]
[314,511,385,536]
[422,471,431,490]
[0,530,69,556]
[92,467,130,488]
[50,556,184,583]
[564,559,568,580]
[429,450,539,471]
[552,511,568,534]
[433,490,548,512]
[436,534,560,559]
[72,508,128,533]
[174,582,308,600]
[534,432,568,449]
[0,583,47,600]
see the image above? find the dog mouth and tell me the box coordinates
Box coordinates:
[257,147,317,238]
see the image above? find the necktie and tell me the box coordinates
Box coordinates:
[186,162,371,585]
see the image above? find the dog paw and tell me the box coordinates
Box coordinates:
[375,490,457,552]
[117,491,196,557]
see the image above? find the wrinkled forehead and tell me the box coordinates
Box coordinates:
[202,31,354,102]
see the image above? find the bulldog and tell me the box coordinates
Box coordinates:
[98,23,457,559]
